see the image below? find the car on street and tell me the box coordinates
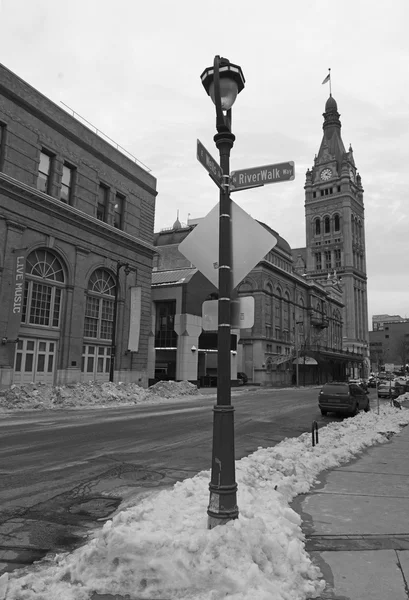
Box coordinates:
[319,381,370,416]
[377,381,401,399]
[348,378,368,392]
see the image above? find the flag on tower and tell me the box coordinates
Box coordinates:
[322,73,330,85]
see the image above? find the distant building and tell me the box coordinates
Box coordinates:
[369,320,409,371]
[293,94,369,374]
[0,64,157,387]
[372,314,404,331]
[149,217,363,387]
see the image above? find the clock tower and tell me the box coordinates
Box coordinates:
[304,95,369,369]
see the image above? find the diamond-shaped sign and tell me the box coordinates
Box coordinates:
[178,200,277,289]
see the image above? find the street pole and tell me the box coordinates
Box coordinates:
[200,56,245,529]
[109,261,130,383]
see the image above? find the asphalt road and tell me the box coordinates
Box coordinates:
[0,385,371,574]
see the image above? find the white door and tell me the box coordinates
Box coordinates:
[14,338,56,385]
[81,345,111,382]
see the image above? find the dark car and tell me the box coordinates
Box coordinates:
[377,381,401,399]
[237,372,248,385]
[319,382,370,416]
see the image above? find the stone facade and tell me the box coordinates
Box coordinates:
[0,64,157,387]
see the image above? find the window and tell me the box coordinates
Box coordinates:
[276,345,282,354]
[37,151,52,194]
[335,249,341,268]
[324,250,332,270]
[315,218,321,235]
[324,216,330,234]
[334,214,340,231]
[84,269,115,340]
[155,301,177,347]
[97,184,109,222]
[315,252,322,270]
[114,193,125,229]
[22,249,65,328]
[61,164,74,203]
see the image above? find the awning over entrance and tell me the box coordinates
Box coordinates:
[293,356,318,365]
[268,355,292,365]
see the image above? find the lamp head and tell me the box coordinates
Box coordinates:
[201,57,245,111]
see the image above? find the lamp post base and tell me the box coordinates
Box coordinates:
[207,486,239,529]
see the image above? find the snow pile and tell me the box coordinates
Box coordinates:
[5,405,409,600]
[0,380,199,411]
[148,380,199,398]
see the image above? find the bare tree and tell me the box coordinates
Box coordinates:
[396,335,409,371]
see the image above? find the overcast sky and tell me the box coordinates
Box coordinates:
[1,0,408,325]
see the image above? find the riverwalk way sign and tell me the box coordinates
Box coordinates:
[230,161,295,191]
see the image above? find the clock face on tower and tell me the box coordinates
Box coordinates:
[349,168,355,181]
[320,168,332,181]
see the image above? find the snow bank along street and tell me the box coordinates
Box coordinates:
[1,384,409,599]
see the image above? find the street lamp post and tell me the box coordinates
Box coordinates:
[201,56,245,529]
[109,260,131,383]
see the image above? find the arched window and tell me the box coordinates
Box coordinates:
[324,216,330,234]
[334,214,340,231]
[315,218,321,235]
[22,249,65,328]
[84,269,116,340]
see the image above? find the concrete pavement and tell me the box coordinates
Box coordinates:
[293,397,409,600]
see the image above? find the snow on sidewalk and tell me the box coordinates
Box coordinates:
[3,403,409,600]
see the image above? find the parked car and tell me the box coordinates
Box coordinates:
[377,381,401,399]
[367,377,377,388]
[237,372,248,385]
[319,382,370,416]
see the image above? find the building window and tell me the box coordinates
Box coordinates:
[324,250,332,270]
[22,249,65,328]
[315,252,322,270]
[114,193,125,229]
[276,345,282,354]
[324,216,330,234]
[315,218,321,235]
[60,164,74,203]
[84,269,115,340]
[335,249,341,268]
[313,191,316,198]
[37,151,53,194]
[97,184,109,222]
[334,214,340,231]
[155,301,177,347]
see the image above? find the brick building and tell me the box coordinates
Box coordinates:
[293,94,370,375]
[0,64,157,387]
[369,320,409,371]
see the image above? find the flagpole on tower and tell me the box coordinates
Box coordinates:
[328,68,332,95]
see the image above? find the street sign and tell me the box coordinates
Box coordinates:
[178,199,277,289]
[197,139,223,186]
[230,161,295,191]
[202,297,255,331]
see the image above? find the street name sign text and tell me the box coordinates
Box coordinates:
[230,161,295,191]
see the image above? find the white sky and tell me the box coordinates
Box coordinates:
[1,0,408,323]
[3,386,409,599]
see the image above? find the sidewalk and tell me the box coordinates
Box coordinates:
[292,399,409,600]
